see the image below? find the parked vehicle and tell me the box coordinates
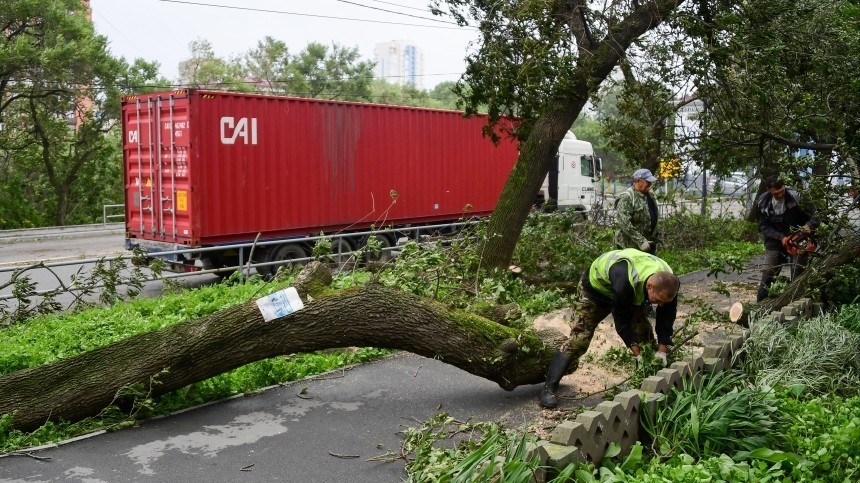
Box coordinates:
[713,171,757,198]
[537,132,602,212]
[121,90,600,274]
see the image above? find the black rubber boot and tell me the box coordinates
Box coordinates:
[539,351,572,408]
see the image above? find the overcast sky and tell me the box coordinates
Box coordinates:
[89,0,478,90]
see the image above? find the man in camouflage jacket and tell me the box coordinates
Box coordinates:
[613,168,659,254]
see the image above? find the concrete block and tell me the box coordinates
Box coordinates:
[702,343,727,359]
[683,354,704,373]
[797,298,812,317]
[703,357,724,374]
[722,339,734,358]
[669,361,692,380]
[730,335,745,353]
[613,390,643,413]
[783,315,799,330]
[544,442,582,468]
[781,305,799,317]
[550,421,585,446]
[641,375,670,394]
[612,389,641,443]
[617,425,638,456]
[656,368,683,391]
[524,440,550,466]
[595,401,625,436]
[576,410,606,435]
[574,410,607,463]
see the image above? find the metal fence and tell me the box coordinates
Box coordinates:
[102,204,125,225]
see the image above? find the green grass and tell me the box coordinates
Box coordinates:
[0,273,393,453]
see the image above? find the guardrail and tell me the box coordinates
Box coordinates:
[0,221,477,303]
[102,204,125,225]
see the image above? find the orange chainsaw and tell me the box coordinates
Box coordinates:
[784,232,819,256]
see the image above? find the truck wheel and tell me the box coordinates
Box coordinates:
[361,233,394,264]
[264,243,309,277]
[330,237,355,267]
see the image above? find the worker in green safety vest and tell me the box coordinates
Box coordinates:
[539,248,680,409]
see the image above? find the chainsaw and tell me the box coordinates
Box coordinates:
[784,231,820,256]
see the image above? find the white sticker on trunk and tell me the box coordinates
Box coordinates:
[256,286,304,322]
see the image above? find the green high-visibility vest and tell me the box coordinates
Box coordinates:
[588,249,672,304]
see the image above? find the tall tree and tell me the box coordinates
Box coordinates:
[241,36,292,94]
[289,42,374,101]
[178,38,245,90]
[182,39,376,101]
[0,0,168,227]
[433,0,686,270]
[604,0,860,193]
[691,0,860,180]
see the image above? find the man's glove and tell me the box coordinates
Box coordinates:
[639,240,651,252]
[654,351,668,367]
[781,236,791,249]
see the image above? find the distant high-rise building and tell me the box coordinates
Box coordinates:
[373,40,424,89]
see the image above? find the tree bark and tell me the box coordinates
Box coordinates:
[0,263,566,432]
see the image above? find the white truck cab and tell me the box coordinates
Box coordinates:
[538,132,602,212]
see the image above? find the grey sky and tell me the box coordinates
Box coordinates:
[89,0,478,89]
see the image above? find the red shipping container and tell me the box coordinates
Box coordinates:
[121,90,519,265]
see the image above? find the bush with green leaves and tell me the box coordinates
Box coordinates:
[741,304,860,395]
[377,222,575,317]
[513,211,614,283]
[575,444,801,482]
[818,261,860,307]
[778,393,860,482]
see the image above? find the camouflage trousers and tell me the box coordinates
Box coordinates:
[559,282,655,371]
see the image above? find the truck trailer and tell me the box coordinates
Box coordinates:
[121,90,600,274]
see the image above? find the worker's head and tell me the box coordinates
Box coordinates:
[765,175,786,201]
[632,168,657,193]
[646,271,680,306]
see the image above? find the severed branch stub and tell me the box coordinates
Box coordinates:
[729,302,747,327]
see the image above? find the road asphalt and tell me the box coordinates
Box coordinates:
[0,353,544,483]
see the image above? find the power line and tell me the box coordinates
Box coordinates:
[156,0,470,30]
[333,0,456,24]
[363,0,433,13]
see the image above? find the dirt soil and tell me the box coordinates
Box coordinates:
[522,265,761,438]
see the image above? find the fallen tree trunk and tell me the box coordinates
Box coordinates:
[0,263,564,432]
[730,237,860,326]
